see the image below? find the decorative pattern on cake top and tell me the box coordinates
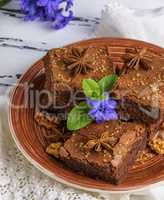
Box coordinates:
[84,131,116,152]
[63,47,93,76]
[123,47,153,73]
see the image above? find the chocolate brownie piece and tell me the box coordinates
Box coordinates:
[44,46,114,92]
[59,121,147,184]
[42,82,73,110]
[115,57,164,124]
[44,46,164,125]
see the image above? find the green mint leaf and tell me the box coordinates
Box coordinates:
[67,102,93,131]
[82,79,102,99]
[97,93,106,100]
[98,75,118,92]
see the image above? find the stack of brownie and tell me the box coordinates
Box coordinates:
[35,45,164,184]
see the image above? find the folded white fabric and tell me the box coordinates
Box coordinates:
[95,0,164,47]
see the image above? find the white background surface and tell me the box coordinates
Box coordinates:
[0,0,164,92]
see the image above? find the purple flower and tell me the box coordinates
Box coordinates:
[87,94,118,124]
[52,10,73,29]
[20,0,74,30]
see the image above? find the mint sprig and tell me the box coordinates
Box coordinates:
[67,102,93,131]
[98,75,118,92]
[82,79,101,99]
[82,74,118,100]
[67,74,118,131]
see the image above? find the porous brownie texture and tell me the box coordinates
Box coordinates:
[44,46,114,91]
[115,58,164,124]
[59,121,147,184]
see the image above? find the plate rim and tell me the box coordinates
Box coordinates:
[8,37,164,193]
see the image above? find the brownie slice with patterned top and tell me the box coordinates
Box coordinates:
[114,49,164,125]
[59,121,147,184]
[44,46,114,92]
[44,46,164,125]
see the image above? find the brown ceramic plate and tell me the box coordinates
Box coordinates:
[9,38,164,193]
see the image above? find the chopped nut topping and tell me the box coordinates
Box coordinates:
[63,47,93,76]
[136,150,154,164]
[35,111,59,129]
[123,48,153,73]
[46,143,63,158]
[35,111,63,142]
[149,138,164,155]
[83,131,117,152]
